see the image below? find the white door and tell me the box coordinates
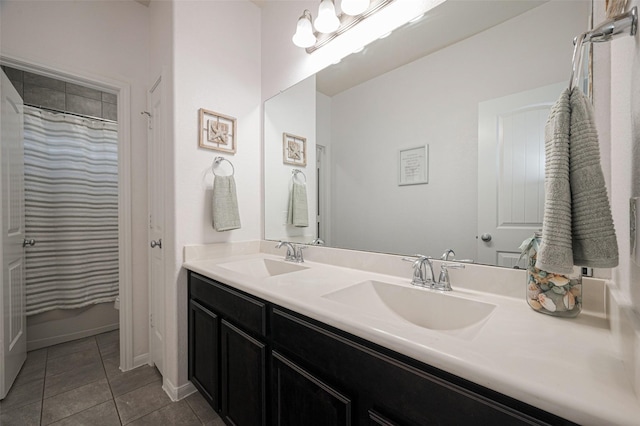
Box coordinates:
[477,82,565,267]
[0,70,26,399]
[147,76,165,374]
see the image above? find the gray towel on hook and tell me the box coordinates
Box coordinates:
[287,182,309,227]
[536,87,618,274]
[212,175,241,231]
[568,87,618,268]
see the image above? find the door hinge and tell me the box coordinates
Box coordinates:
[150,312,154,328]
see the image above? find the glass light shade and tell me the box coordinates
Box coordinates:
[341,0,369,16]
[292,13,316,48]
[314,0,340,33]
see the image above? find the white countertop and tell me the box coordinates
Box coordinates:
[183,242,640,425]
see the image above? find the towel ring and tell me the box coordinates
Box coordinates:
[212,156,235,176]
[292,169,306,184]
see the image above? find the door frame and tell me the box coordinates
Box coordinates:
[0,55,135,371]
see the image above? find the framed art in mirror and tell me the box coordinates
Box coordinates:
[199,108,237,154]
[283,132,307,166]
[398,145,428,186]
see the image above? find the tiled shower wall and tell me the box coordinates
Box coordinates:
[2,65,117,121]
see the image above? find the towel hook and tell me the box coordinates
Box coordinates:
[569,32,587,91]
[292,169,306,184]
[212,156,235,176]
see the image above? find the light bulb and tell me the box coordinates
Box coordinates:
[314,0,340,33]
[292,10,316,48]
[341,0,369,16]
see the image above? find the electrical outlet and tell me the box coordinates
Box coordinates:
[581,267,593,277]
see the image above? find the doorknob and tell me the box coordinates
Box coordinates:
[480,233,492,242]
[23,239,36,247]
[150,239,162,249]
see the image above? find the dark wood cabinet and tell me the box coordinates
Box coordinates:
[271,351,352,426]
[221,320,267,426]
[188,273,268,426]
[188,299,219,410]
[187,271,574,426]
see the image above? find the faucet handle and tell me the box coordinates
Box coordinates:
[295,245,306,263]
[436,263,465,291]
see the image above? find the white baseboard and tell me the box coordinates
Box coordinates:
[162,378,197,402]
[132,353,149,369]
[27,323,119,351]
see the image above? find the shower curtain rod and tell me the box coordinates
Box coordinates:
[24,102,118,124]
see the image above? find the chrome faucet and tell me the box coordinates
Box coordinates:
[440,249,456,261]
[403,255,465,291]
[402,255,436,287]
[276,241,305,263]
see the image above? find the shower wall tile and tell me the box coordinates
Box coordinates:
[2,65,24,82]
[24,71,65,91]
[3,66,117,121]
[66,93,102,118]
[66,82,102,101]
[103,102,117,121]
[9,80,24,98]
[102,92,117,104]
[24,85,65,110]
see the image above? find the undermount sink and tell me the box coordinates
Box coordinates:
[217,258,308,279]
[322,280,496,337]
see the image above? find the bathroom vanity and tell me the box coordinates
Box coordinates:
[184,242,640,426]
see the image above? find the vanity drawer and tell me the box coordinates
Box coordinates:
[272,308,571,426]
[189,272,267,337]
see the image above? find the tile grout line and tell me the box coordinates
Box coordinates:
[39,346,49,426]
[99,337,124,425]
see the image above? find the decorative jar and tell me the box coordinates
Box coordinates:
[520,233,582,318]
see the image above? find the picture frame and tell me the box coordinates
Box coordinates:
[398,145,429,186]
[198,108,237,154]
[282,132,307,166]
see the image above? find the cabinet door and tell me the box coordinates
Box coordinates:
[368,410,401,426]
[272,351,352,426]
[189,300,219,410]
[221,320,267,426]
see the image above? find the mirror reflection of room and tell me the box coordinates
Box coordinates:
[264,0,590,267]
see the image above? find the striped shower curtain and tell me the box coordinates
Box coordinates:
[23,106,119,315]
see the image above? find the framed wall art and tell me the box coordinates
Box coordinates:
[398,145,429,186]
[198,108,237,154]
[282,132,307,166]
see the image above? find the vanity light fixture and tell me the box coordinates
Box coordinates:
[315,0,341,33]
[341,0,370,16]
[292,10,317,48]
[294,0,395,53]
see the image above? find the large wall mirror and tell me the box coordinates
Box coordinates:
[264,0,592,268]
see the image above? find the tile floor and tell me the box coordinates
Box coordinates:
[0,330,225,425]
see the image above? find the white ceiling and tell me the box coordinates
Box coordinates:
[316,0,547,96]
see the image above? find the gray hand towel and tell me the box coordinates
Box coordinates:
[568,88,618,268]
[536,88,574,274]
[212,175,241,231]
[536,87,618,274]
[287,181,309,227]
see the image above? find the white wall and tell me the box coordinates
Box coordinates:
[326,1,587,259]
[607,0,640,310]
[264,75,317,243]
[0,0,151,360]
[168,0,262,392]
